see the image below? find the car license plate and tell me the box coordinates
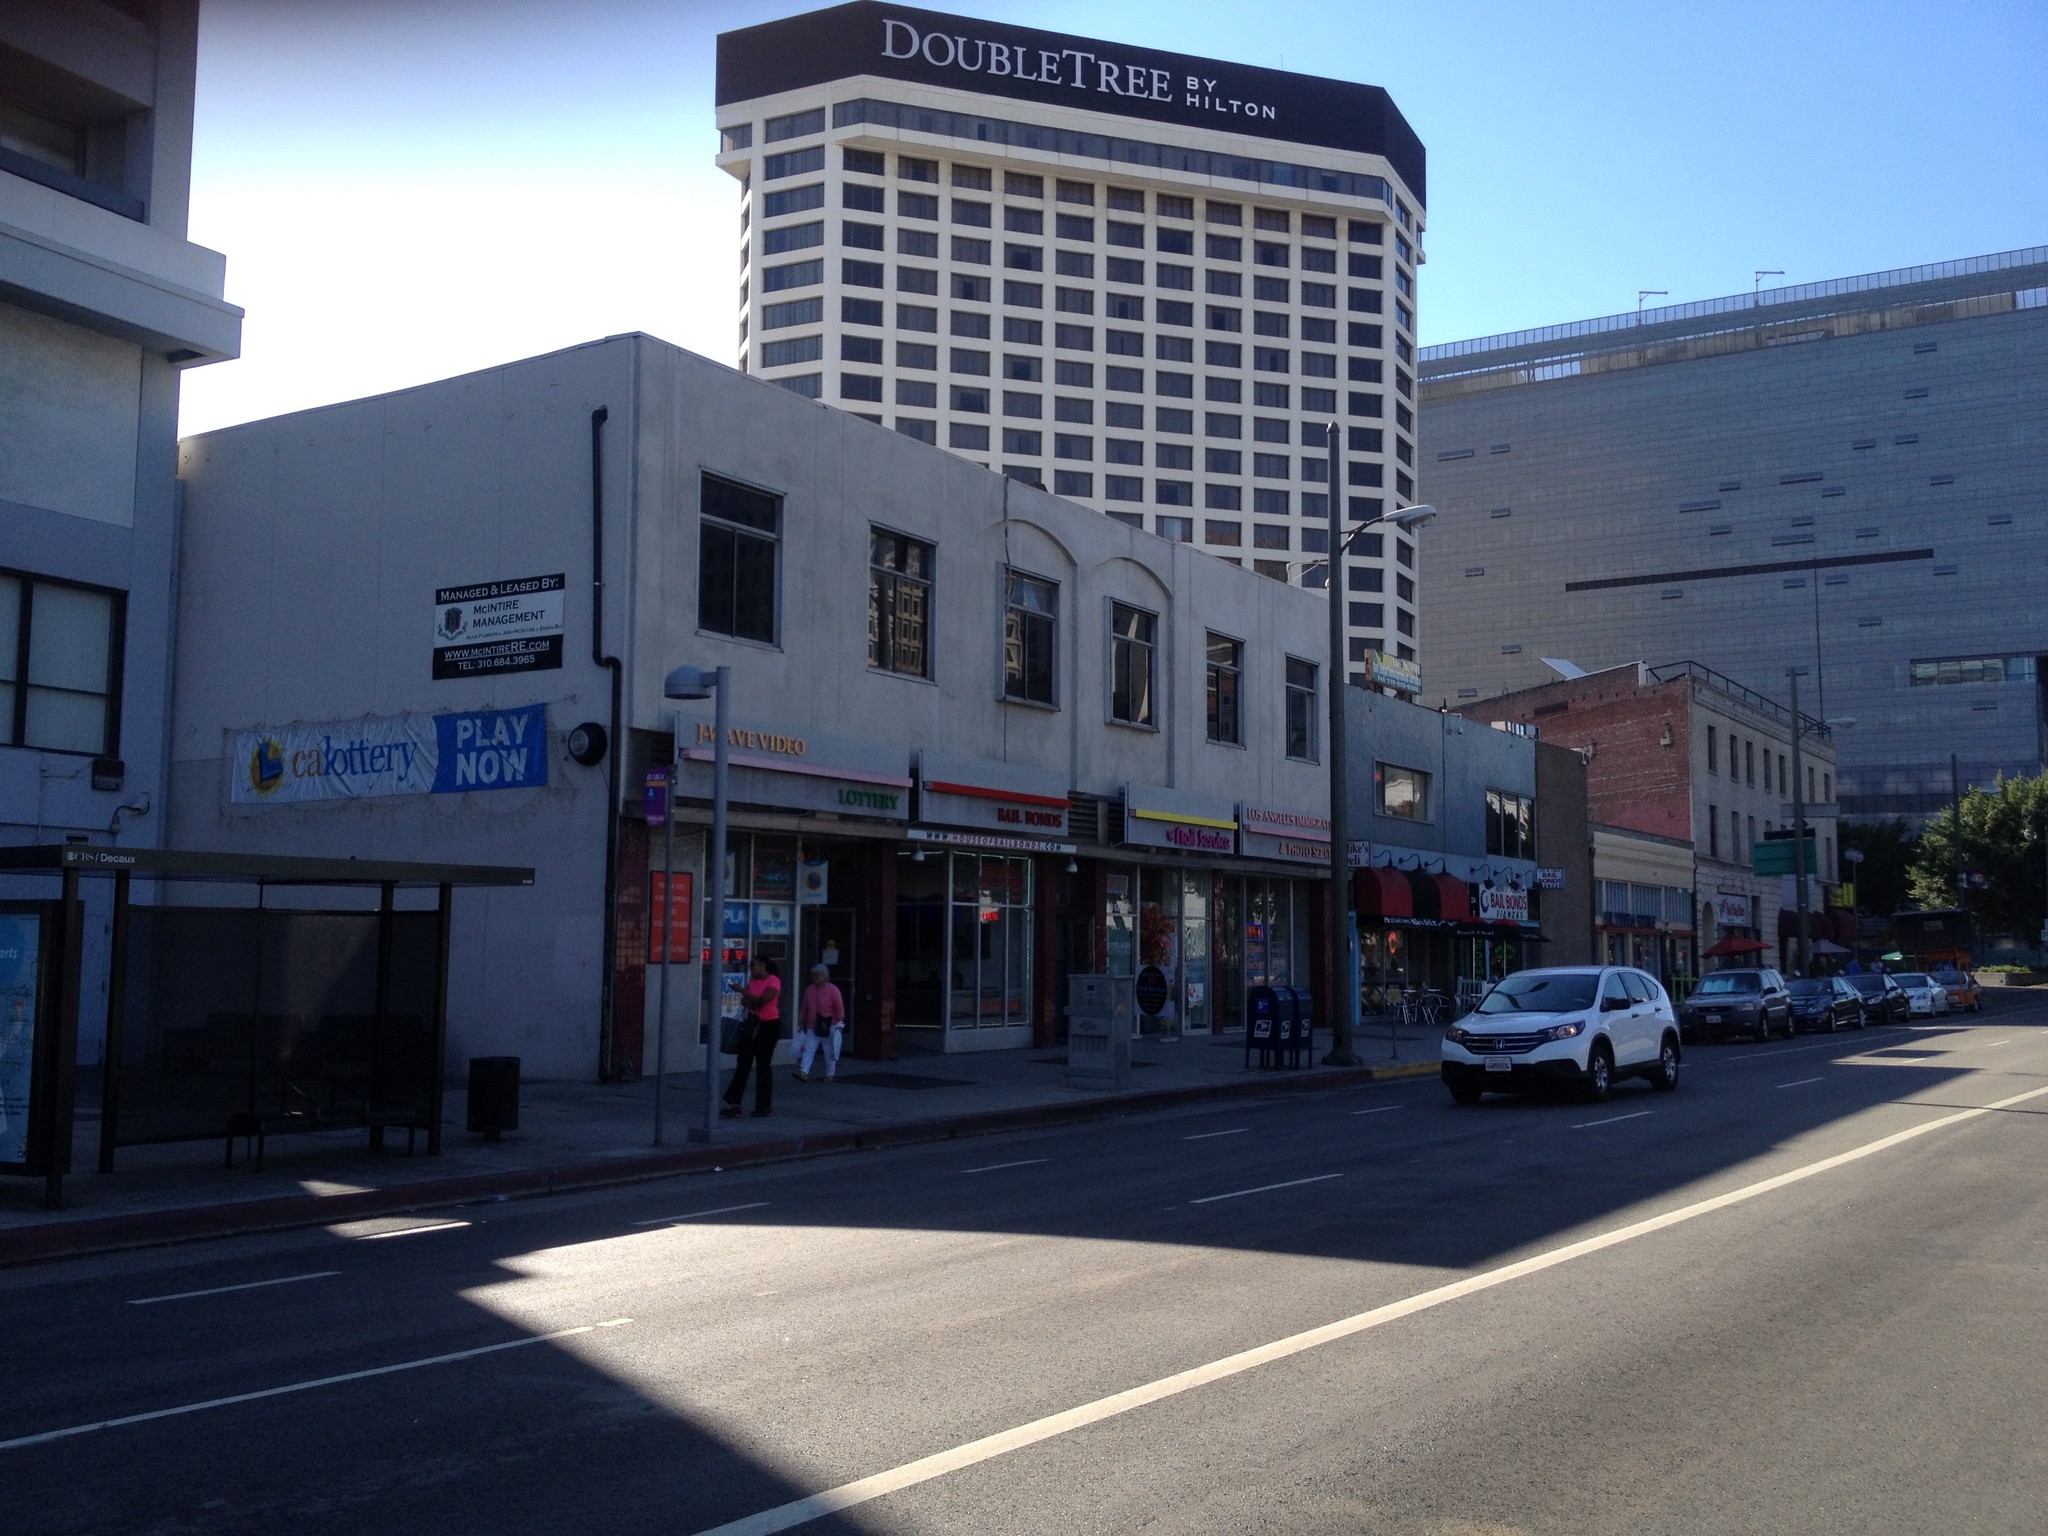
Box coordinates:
[1704,1013,1722,1025]
[1484,1055,1513,1073]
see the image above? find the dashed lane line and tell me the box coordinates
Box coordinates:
[689,1083,2048,1536]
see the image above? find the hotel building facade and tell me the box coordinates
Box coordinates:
[715,2,1429,688]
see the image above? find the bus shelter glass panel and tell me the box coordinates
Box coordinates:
[947,854,1033,1029]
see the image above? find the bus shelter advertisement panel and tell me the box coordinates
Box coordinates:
[0,910,43,1168]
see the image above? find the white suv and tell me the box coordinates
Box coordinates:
[1441,966,1682,1104]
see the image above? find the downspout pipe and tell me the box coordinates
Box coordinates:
[591,406,624,1080]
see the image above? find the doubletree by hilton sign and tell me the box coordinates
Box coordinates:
[716,1,1426,200]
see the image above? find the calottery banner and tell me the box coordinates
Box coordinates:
[231,705,548,804]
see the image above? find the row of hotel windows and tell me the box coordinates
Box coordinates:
[743,99,1421,240]
[700,473,1320,757]
[1704,723,1832,802]
[753,250,1409,350]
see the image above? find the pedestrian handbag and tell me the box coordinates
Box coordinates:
[719,1015,755,1056]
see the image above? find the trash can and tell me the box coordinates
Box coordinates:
[1066,975,1133,1088]
[467,1055,521,1141]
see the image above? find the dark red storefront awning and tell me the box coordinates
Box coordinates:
[1354,867,1412,919]
[1355,869,1472,929]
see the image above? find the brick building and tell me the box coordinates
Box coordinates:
[1458,662,1843,979]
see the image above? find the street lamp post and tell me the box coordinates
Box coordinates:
[665,662,731,1144]
[1321,423,1433,1064]
[1787,668,1813,977]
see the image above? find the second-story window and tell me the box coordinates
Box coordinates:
[868,529,933,678]
[1109,602,1156,727]
[1284,657,1318,761]
[0,569,122,755]
[1003,570,1056,705]
[1486,788,1534,858]
[699,474,780,644]
[1205,632,1242,744]
[1375,762,1430,821]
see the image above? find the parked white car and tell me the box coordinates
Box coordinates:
[1441,966,1681,1104]
[1891,972,1951,1016]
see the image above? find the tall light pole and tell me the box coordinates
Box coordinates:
[1636,289,1667,321]
[1787,668,1813,977]
[1321,422,1433,1065]
[666,662,730,1144]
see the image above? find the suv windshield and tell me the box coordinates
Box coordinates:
[1788,978,1831,997]
[1475,972,1598,1015]
[1694,973,1761,995]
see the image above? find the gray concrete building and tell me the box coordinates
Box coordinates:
[1417,248,2048,824]
[2,0,243,1059]
[715,2,1430,690]
[170,334,1564,1081]
[171,334,1345,1080]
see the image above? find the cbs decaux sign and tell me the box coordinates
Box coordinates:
[231,705,549,805]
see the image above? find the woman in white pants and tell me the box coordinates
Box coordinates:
[796,963,847,1081]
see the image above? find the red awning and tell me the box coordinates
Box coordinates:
[1354,868,1413,918]
[1432,874,1474,923]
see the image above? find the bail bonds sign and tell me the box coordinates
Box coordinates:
[232,705,549,804]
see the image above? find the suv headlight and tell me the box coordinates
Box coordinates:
[1538,1021,1584,1042]
[1444,1024,1473,1044]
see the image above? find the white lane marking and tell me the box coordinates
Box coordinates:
[1181,1128,1248,1141]
[631,1202,770,1227]
[129,1271,338,1307]
[960,1159,1047,1175]
[1778,1077,1826,1089]
[1190,1173,1341,1205]
[1349,1105,1404,1117]
[687,1083,2048,1536]
[1571,1110,1653,1130]
[0,1320,633,1452]
[1978,1039,2012,1048]
[1725,1026,1906,1062]
[352,1220,470,1241]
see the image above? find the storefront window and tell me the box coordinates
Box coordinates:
[948,855,1032,1029]
[1105,871,1135,976]
[1181,874,1210,1032]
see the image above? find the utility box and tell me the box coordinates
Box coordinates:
[1066,974,1133,1088]
[467,1056,521,1140]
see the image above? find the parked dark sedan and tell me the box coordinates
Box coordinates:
[1679,967,1794,1041]
[1843,972,1912,1023]
[1789,976,1866,1033]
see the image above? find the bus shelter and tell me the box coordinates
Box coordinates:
[0,845,533,1209]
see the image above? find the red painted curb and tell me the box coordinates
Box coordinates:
[0,1064,1427,1268]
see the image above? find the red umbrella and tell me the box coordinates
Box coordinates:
[1703,936,1768,957]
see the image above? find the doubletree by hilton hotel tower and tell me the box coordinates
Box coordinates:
[716,3,1429,685]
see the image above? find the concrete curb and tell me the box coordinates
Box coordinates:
[0,1059,1441,1269]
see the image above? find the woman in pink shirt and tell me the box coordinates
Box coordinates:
[796,964,847,1081]
[722,957,784,1117]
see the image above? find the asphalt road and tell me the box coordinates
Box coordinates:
[6,996,2046,1535]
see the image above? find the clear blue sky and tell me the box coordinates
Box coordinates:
[180,0,2048,435]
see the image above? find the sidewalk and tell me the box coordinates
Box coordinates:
[0,1023,1445,1266]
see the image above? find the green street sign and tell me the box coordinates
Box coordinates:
[1752,836,1817,877]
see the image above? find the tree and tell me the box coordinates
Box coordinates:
[1906,772,2048,939]
[1841,819,1915,918]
